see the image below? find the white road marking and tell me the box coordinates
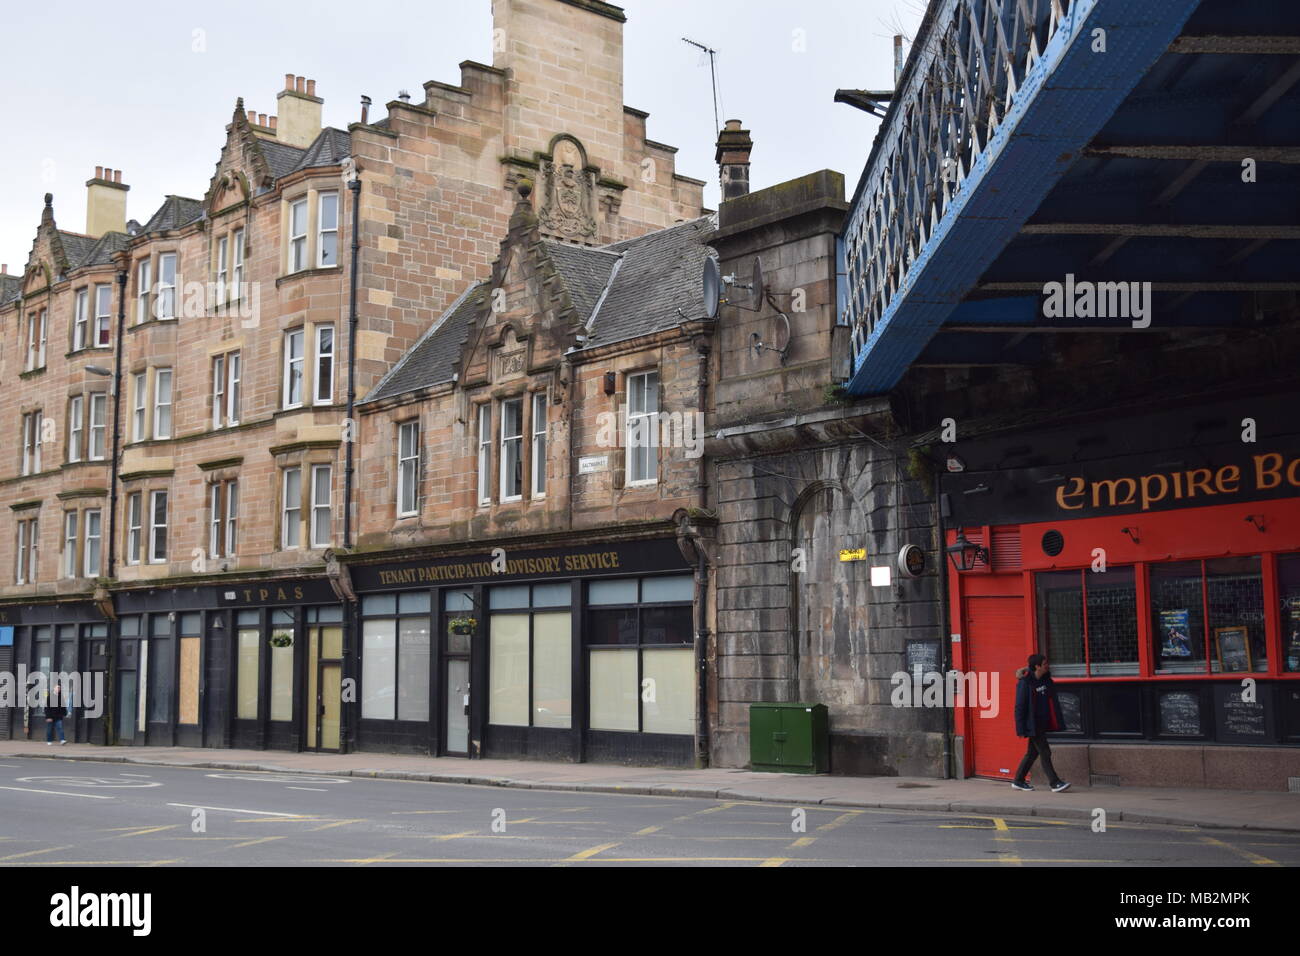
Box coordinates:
[119,773,152,778]
[0,785,113,800]
[168,803,306,818]
[286,786,328,792]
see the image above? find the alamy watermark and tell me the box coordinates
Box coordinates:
[890,666,999,717]
[594,406,704,459]
[0,667,104,718]
[1042,273,1151,329]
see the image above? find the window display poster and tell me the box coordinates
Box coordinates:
[1159,608,1193,658]
[1286,597,1300,672]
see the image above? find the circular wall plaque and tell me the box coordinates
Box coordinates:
[897,544,926,578]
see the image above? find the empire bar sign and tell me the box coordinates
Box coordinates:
[1056,451,1300,514]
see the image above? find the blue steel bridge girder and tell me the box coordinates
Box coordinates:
[843,0,1205,396]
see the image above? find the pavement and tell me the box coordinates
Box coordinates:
[1,740,1296,834]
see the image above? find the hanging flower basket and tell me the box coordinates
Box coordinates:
[448,616,477,636]
[269,631,294,648]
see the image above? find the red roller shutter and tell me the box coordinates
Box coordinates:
[963,595,1026,779]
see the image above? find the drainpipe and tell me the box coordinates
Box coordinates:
[341,173,361,754]
[103,261,128,746]
[694,336,712,768]
[934,467,954,779]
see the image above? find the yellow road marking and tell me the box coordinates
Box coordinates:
[390,810,466,815]
[791,837,817,848]
[1199,835,1280,866]
[635,826,662,835]
[0,845,72,862]
[230,835,289,849]
[6,860,184,866]
[110,825,180,838]
[565,842,619,861]
[990,817,1023,867]
[308,819,365,831]
[816,811,862,832]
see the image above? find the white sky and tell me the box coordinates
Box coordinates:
[0,0,925,270]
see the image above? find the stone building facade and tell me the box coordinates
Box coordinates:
[0,0,706,753]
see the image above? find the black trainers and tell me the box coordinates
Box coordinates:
[1010,780,1034,791]
[1051,780,1071,792]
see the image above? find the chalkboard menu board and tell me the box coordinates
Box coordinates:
[905,639,941,676]
[1214,626,1251,672]
[1056,691,1083,733]
[1215,684,1270,742]
[1158,691,1201,737]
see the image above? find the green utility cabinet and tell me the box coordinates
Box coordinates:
[749,703,829,774]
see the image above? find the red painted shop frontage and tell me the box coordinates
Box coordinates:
[939,393,1300,790]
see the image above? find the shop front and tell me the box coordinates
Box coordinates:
[346,536,700,766]
[940,394,1300,789]
[113,578,342,751]
[0,600,109,744]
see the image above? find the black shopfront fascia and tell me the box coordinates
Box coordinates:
[348,538,695,764]
[0,600,109,745]
[113,577,340,751]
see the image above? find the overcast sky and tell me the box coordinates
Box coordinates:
[0,0,925,270]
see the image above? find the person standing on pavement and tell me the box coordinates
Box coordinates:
[1011,654,1070,792]
[45,681,68,745]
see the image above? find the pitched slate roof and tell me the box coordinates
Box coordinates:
[361,216,715,405]
[586,216,714,346]
[295,128,351,171]
[141,196,204,235]
[541,241,619,326]
[362,283,488,404]
[0,273,20,306]
[259,140,307,180]
[56,231,98,271]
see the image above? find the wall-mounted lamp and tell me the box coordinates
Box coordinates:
[1245,514,1266,533]
[945,531,990,572]
[1120,527,1140,544]
[946,455,965,473]
[603,370,616,395]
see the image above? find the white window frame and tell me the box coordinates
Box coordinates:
[94,284,112,346]
[210,481,237,559]
[231,229,244,301]
[281,468,302,549]
[17,517,38,585]
[288,198,307,273]
[225,480,238,558]
[68,396,84,463]
[26,310,47,370]
[314,324,334,405]
[152,368,173,439]
[126,492,142,565]
[63,511,78,579]
[88,393,107,460]
[397,421,419,517]
[212,354,226,428]
[83,509,102,578]
[156,253,177,320]
[627,370,660,486]
[215,235,228,307]
[136,259,152,325]
[22,411,42,475]
[227,351,241,425]
[499,398,523,502]
[310,464,332,548]
[317,191,339,268]
[283,330,304,408]
[477,404,492,506]
[148,489,168,564]
[73,289,89,351]
[531,392,547,499]
[131,372,146,442]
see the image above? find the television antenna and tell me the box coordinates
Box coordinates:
[682,37,722,137]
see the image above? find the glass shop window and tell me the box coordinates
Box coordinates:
[1035,567,1138,677]
[1151,561,1208,675]
[586,575,695,735]
[361,592,430,721]
[270,608,295,722]
[489,583,572,729]
[1279,553,1300,673]
[1206,556,1265,674]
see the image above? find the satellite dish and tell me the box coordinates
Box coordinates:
[750,257,765,311]
[703,258,721,318]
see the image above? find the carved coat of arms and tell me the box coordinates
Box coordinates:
[539,139,597,242]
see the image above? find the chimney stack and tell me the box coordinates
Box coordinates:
[85,166,129,238]
[275,74,323,148]
[715,119,753,202]
[894,35,904,87]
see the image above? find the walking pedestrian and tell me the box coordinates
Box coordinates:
[1011,654,1070,792]
[45,681,68,745]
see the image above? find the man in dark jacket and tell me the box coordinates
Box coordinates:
[45,681,68,745]
[1011,654,1070,792]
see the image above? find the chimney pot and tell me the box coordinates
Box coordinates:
[296,76,306,93]
[114,169,122,183]
[306,79,316,96]
[95,165,104,179]
[285,72,295,91]
[269,115,278,129]
[715,119,753,202]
